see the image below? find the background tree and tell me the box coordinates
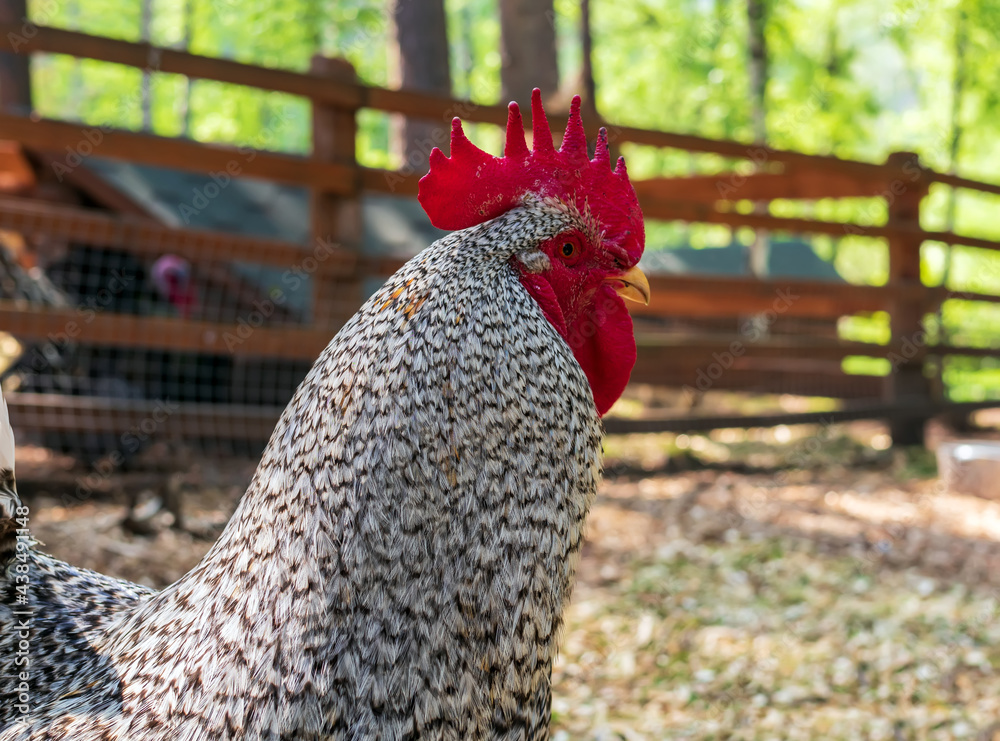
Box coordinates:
[0,0,31,114]
[16,0,1000,402]
[746,0,767,145]
[746,0,769,278]
[579,0,596,118]
[140,0,152,130]
[499,0,558,106]
[390,0,452,174]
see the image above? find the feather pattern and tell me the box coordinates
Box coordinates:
[0,199,604,740]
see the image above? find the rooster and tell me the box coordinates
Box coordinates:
[0,90,647,740]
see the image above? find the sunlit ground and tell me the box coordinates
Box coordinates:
[13,418,1000,741]
[554,465,1000,740]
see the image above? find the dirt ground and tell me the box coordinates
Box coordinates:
[13,421,1000,740]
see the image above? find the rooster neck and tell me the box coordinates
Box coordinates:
[97,206,604,738]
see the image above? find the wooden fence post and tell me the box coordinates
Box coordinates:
[309,55,362,331]
[884,151,932,446]
[0,0,32,115]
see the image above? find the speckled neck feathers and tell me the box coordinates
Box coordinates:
[2,202,604,740]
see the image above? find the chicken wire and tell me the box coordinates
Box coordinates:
[0,219,924,471]
[0,230,318,463]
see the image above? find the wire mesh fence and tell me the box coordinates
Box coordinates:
[2,24,1000,465]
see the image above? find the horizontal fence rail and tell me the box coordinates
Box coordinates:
[0,23,999,447]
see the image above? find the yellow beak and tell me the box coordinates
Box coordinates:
[605,265,650,305]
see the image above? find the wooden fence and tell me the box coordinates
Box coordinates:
[2,23,1000,446]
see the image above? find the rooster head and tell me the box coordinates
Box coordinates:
[418,89,648,416]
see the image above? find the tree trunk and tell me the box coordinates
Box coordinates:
[140,0,153,131]
[390,0,451,175]
[746,0,769,278]
[936,0,970,423]
[499,0,558,107]
[822,7,842,263]
[0,0,32,115]
[941,0,968,289]
[455,0,475,99]
[579,0,597,119]
[746,0,767,143]
[179,0,192,136]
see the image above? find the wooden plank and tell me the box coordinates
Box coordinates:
[930,170,1000,198]
[632,170,890,202]
[0,196,358,270]
[310,55,362,329]
[633,275,900,320]
[8,25,1000,206]
[603,400,1000,435]
[639,196,1000,255]
[640,197,873,237]
[10,392,998,441]
[637,333,1000,360]
[919,228,1000,254]
[5,391,280,440]
[883,152,932,446]
[641,197,896,238]
[0,141,34,192]
[0,301,332,359]
[357,174,1000,256]
[0,23,911,183]
[609,125,893,180]
[925,287,1000,307]
[630,366,883,399]
[930,345,1000,358]
[0,23,362,110]
[0,113,356,193]
[366,87,509,128]
[635,334,923,360]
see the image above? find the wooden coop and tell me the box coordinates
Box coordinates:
[1,23,1000,458]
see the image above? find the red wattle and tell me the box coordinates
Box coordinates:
[564,285,636,416]
[519,276,636,416]
[518,273,567,337]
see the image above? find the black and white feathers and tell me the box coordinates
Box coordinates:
[0,389,18,562]
[0,389,156,728]
[1,198,604,740]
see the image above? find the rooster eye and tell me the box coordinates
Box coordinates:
[561,242,577,258]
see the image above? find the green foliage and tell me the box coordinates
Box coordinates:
[447,0,500,103]
[24,0,1000,400]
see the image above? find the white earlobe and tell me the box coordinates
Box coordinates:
[515,250,552,274]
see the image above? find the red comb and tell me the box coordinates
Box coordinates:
[417,89,644,262]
